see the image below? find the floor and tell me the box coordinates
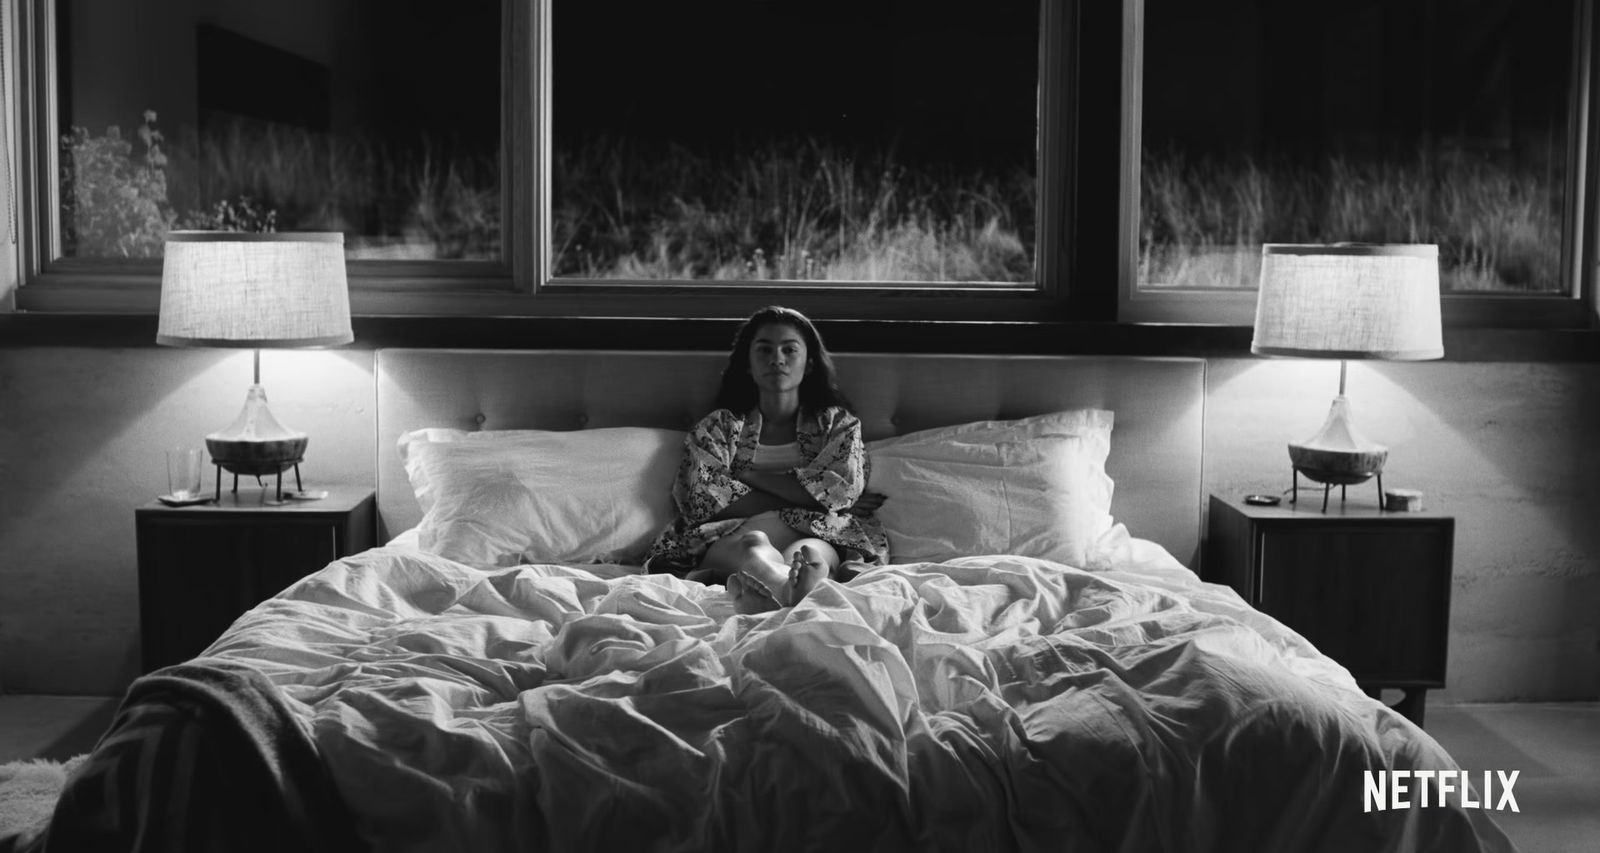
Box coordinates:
[1424,702,1600,853]
[1,696,1595,851]
[0,695,120,764]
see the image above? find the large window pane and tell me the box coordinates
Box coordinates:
[56,0,500,260]
[1140,0,1573,293]
[550,1,1040,284]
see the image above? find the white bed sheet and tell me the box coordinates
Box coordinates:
[205,531,1513,852]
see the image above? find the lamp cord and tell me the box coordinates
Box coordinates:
[0,6,15,246]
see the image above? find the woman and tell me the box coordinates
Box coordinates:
[645,306,888,611]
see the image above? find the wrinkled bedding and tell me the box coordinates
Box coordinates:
[184,530,1515,852]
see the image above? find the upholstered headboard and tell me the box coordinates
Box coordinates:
[375,349,1207,566]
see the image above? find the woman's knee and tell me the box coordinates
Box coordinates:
[737,513,803,551]
[701,522,785,576]
[699,533,748,576]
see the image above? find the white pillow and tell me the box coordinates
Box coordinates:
[866,409,1114,566]
[398,427,684,567]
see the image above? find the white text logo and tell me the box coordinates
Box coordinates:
[1363,770,1520,813]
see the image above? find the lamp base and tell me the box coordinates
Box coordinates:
[205,382,314,504]
[1286,393,1390,512]
[205,437,307,477]
[1287,443,1387,485]
[212,460,322,505]
[209,457,300,505]
[1291,466,1385,512]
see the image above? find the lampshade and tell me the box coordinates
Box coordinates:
[158,232,352,347]
[157,231,352,502]
[1249,243,1443,510]
[1251,243,1442,360]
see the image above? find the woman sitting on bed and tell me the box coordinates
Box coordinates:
[645,305,889,611]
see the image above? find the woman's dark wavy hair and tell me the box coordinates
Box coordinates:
[714,306,853,415]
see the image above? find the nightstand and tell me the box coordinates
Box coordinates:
[136,485,375,672]
[1204,494,1454,727]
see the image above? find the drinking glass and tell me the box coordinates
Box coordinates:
[166,447,204,500]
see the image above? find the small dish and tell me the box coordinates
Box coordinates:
[157,493,214,507]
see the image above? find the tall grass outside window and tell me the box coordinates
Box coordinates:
[55,0,500,262]
[1140,0,1572,295]
[549,2,1041,286]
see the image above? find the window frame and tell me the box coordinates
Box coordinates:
[1116,0,1600,330]
[12,0,523,315]
[5,0,1596,331]
[8,0,1083,322]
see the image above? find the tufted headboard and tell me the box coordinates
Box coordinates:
[375,349,1207,566]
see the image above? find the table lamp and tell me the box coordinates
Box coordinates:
[157,231,353,503]
[1251,243,1443,510]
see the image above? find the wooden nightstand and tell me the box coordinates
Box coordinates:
[1205,494,1454,727]
[136,485,375,672]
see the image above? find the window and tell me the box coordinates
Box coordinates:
[1124,0,1595,326]
[53,0,500,262]
[12,0,1074,319]
[12,0,513,316]
[8,0,1594,329]
[549,2,1040,287]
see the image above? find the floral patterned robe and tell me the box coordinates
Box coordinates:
[645,406,889,575]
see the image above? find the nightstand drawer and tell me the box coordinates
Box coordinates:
[1257,524,1452,685]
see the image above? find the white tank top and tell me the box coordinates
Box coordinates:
[750,441,805,473]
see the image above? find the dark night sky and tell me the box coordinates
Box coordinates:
[66,0,1570,175]
[312,1,1038,170]
[352,1,504,153]
[1141,0,1571,164]
[552,1,1039,167]
[383,0,1563,164]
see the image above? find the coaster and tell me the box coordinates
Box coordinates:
[283,490,329,501]
[157,493,213,507]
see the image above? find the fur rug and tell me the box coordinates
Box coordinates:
[0,756,85,843]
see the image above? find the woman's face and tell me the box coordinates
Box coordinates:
[747,322,809,395]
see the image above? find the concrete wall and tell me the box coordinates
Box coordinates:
[0,348,375,694]
[1,348,1596,701]
[1204,359,1600,702]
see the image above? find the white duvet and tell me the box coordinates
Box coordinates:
[206,529,1514,853]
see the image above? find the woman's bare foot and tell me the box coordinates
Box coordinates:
[712,532,834,611]
[783,543,829,605]
[729,531,791,607]
[726,572,778,614]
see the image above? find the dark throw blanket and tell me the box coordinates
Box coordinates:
[9,659,365,853]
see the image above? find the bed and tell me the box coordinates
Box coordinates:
[7,350,1515,852]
